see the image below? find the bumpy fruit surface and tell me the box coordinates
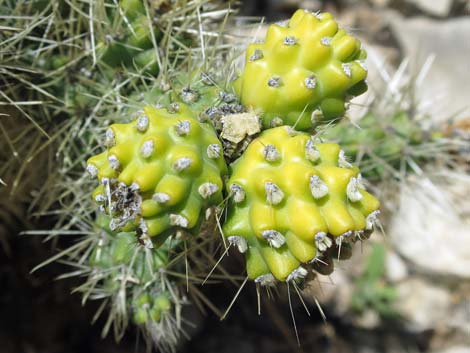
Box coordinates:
[87,104,227,244]
[223,126,380,283]
[234,9,368,130]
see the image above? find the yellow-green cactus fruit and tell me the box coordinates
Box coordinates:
[223,126,380,284]
[234,9,368,130]
[86,103,227,244]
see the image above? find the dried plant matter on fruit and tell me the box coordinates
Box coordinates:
[87,104,227,243]
[234,9,368,131]
[223,126,380,283]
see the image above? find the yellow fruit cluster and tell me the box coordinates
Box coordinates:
[87,104,227,242]
[234,9,367,130]
[223,126,380,283]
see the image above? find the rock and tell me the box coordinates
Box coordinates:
[395,278,451,331]
[385,251,408,282]
[387,14,470,122]
[433,347,470,353]
[389,169,470,279]
[408,0,454,17]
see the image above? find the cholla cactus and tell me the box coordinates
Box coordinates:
[234,9,368,131]
[223,126,380,283]
[67,214,185,351]
[323,112,428,181]
[87,103,227,243]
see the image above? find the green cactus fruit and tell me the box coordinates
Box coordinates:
[86,103,227,245]
[223,126,380,284]
[234,9,368,130]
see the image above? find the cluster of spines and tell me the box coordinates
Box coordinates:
[86,103,227,243]
[223,126,380,284]
[234,9,368,130]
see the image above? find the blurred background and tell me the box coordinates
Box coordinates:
[1,0,469,352]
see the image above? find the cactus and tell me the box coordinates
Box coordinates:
[71,214,185,351]
[99,0,178,74]
[223,126,380,283]
[86,103,227,244]
[322,112,425,181]
[233,9,368,131]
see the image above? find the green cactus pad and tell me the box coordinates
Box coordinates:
[87,104,227,244]
[234,9,368,130]
[223,126,380,283]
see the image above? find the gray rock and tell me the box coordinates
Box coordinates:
[385,251,408,282]
[390,170,470,279]
[395,278,451,331]
[433,347,470,353]
[388,14,470,122]
[409,0,454,17]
